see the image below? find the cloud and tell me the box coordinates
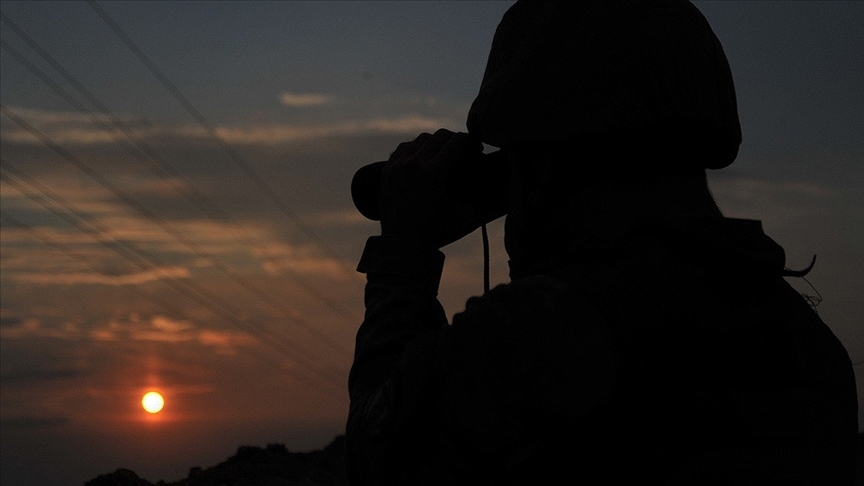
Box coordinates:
[251,242,351,280]
[1,105,458,146]
[0,318,82,340]
[0,313,256,353]
[707,173,838,226]
[0,416,70,430]
[0,368,87,383]
[309,208,377,226]
[197,115,453,145]
[151,315,194,333]
[0,316,23,328]
[280,92,333,107]
[92,314,258,350]
[197,329,258,349]
[711,175,834,202]
[0,106,158,145]
[13,266,190,286]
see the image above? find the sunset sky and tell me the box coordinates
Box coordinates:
[1,1,862,485]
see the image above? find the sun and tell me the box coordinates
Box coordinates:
[141,391,165,414]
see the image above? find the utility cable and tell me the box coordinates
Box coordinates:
[482,223,490,294]
[84,1,357,279]
[0,34,357,325]
[0,162,349,387]
[0,161,349,378]
[0,105,352,360]
[0,209,343,393]
[0,171,352,388]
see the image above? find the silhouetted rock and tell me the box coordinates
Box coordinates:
[84,436,347,486]
[84,468,154,486]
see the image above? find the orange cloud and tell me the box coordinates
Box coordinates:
[14,266,190,286]
[280,92,333,107]
[252,242,350,280]
[0,312,258,356]
[197,329,258,349]
[1,105,458,146]
[204,115,454,145]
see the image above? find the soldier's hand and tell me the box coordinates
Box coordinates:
[379,129,489,249]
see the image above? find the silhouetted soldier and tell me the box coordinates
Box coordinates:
[346,1,858,484]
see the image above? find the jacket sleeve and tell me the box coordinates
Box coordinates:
[345,235,448,485]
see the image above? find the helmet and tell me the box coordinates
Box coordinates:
[467,0,741,170]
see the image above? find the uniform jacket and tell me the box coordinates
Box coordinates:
[346,217,857,485]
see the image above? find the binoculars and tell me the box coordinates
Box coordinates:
[351,150,508,222]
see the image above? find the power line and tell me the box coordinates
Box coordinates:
[1,8,357,391]
[0,104,352,361]
[0,159,330,362]
[0,30,358,325]
[0,157,349,386]
[85,0,357,278]
[0,164,348,388]
[0,209,344,393]
[0,34,218,215]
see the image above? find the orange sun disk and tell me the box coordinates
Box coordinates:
[141,391,165,414]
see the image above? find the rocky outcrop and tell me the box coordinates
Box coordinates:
[84,436,347,486]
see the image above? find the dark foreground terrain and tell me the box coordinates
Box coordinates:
[86,433,864,485]
[84,435,347,486]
